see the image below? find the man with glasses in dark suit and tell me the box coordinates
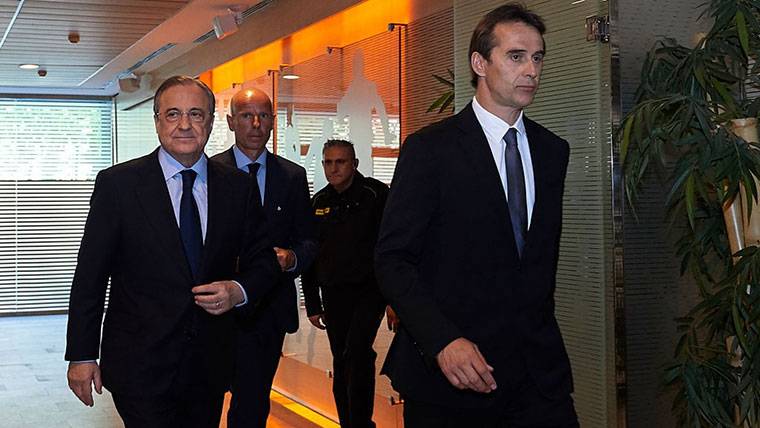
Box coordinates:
[65,76,278,428]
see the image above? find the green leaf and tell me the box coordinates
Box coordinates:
[432,74,454,88]
[736,10,750,57]
[686,172,697,230]
[620,116,634,165]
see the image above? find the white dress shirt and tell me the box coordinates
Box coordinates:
[471,96,536,228]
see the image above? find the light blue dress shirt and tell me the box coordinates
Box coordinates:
[232,144,266,205]
[158,147,248,305]
[158,147,208,240]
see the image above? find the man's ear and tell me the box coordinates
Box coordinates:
[471,51,488,79]
[353,158,359,169]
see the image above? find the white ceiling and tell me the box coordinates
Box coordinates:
[0,0,266,96]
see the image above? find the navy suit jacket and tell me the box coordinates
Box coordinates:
[211,148,316,333]
[375,103,573,407]
[65,148,279,397]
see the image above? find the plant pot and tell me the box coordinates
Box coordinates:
[722,118,759,254]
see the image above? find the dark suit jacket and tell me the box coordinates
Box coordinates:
[375,103,572,408]
[65,148,279,398]
[211,148,316,333]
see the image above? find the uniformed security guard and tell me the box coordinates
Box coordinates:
[302,139,394,428]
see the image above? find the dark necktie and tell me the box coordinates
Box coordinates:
[504,128,527,258]
[248,162,262,205]
[179,169,203,280]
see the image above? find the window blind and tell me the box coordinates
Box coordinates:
[0,98,114,314]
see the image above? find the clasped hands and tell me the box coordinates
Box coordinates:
[192,280,244,314]
[436,337,497,393]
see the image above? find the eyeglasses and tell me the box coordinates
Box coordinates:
[235,111,275,122]
[157,108,209,123]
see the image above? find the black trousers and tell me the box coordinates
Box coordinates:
[323,285,386,428]
[227,318,286,428]
[112,388,225,428]
[402,363,578,428]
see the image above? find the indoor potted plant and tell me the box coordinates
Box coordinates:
[620,0,760,426]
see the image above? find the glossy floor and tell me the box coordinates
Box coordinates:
[0,314,325,428]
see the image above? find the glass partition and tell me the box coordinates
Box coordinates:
[225,30,402,422]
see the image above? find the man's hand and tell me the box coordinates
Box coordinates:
[308,313,327,330]
[67,362,102,407]
[436,337,497,393]
[273,247,295,271]
[192,281,244,315]
[385,306,399,332]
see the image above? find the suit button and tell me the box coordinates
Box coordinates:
[184,329,197,340]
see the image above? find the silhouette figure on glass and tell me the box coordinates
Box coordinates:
[336,49,391,177]
[283,106,302,164]
[305,118,333,192]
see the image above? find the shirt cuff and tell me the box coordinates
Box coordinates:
[71,360,97,364]
[233,280,248,306]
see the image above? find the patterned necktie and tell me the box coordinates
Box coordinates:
[248,162,262,206]
[504,128,527,258]
[179,169,203,280]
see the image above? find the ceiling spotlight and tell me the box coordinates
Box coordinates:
[19,64,39,70]
[68,32,80,44]
[282,73,300,80]
[37,69,47,77]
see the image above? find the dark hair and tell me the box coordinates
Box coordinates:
[468,3,546,88]
[322,139,356,159]
[153,75,216,117]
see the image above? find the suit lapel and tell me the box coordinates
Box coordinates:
[455,104,513,239]
[263,151,281,218]
[225,147,236,167]
[202,160,233,279]
[523,118,550,258]
[134,149,193,282]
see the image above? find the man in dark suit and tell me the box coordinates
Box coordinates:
[375,4,578,427]
[65,76,279,428]
[211,88,316,428]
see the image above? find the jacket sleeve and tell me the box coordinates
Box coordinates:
[375,133,463,359]
[234,177,280,310]
[288,168,318,275]
[300,195,323,317]
[65,170,119,361]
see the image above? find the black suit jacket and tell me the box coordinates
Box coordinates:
[211,148,316,333]
[375,103,572,407]
[65,148,279,398]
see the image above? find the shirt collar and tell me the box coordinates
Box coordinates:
[232,144,268,171]
[158,146,207,182]
[471,95,526,140]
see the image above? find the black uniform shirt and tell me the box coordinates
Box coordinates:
[302,172,389,316]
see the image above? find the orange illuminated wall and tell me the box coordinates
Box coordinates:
[208,0,413,93]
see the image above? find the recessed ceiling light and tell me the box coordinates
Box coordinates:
[19,64,39,70]
[282,74,300,80]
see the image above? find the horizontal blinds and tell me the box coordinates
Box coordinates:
[0,98,113,315]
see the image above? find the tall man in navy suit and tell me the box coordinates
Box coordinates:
[375,4,578,427]
[211,88,316,428]
[65,76,279,427]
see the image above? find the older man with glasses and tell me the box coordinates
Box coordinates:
[65,75,278,428]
